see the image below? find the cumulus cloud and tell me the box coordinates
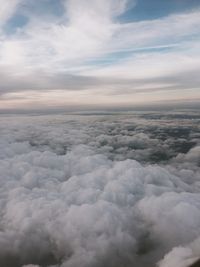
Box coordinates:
[158,238,200,267]
[0,112,199,267]
[175,146,200,164]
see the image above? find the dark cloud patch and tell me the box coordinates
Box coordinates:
[190,259,200,267]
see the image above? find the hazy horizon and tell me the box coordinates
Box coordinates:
[0,99,200,115]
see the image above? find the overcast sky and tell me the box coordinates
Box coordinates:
[0,0,200,110]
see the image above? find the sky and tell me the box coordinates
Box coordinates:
[0,0,200,110]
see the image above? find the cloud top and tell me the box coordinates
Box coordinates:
[0,112,199,267]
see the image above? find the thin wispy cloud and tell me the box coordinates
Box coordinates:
[0,0,199,109]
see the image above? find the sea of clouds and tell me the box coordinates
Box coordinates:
[0,111,199,267]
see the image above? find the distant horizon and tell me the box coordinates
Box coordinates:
[0,99,199,115]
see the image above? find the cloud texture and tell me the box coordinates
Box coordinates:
[0,0,200,108]
[0,111,199,267]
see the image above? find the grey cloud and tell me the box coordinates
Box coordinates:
[1,67,200,100]
[0,111,199,267]
[0,70,100,97]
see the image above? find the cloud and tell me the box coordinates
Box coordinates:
[0,1,200,107]
[0,112,199,267]
[0,0,22,26]
[158,238,200,267]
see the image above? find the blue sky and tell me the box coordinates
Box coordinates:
[119,0,200,21]
[0,0,200,110]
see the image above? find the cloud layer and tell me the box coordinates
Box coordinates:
[0,111,199,267]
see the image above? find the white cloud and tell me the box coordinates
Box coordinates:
[0,0,22,26]
[158,238,200,267]
[0,113,199,267]
[0,2,199,70]
[0,1,200,107]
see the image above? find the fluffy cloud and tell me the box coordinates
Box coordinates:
[0,112,199,267]
[158,238,200,267]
